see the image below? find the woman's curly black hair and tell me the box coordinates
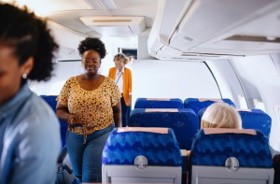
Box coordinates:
[0,3,58,81]
[78,37,106,59]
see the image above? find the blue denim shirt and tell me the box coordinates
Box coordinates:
[0,83,61,184]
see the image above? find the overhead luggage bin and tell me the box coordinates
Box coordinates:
[148,0,280,60]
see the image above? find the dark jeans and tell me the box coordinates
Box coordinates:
[121,97,131,127]
[66,124,113,183]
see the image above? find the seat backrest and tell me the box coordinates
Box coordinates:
[238,109,272,137]
[128,108,199,149]
[40,95,57,111]
[134,98,184,109]
[40,95,67,147]
[184,98,235,115]
[190,128,273,184]
[102,127,182,184]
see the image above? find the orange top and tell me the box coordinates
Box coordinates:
[108,67,132,106]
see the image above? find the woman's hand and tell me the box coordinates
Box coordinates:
[127,95,132,106]
[67,114,83,127]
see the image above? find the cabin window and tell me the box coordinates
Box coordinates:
[238,95,248,109]
[275,105,280,126]
[253,98,266,112]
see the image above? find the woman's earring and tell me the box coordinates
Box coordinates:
[22,73,27,79]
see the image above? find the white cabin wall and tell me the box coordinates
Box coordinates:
[29,62,84,95]
[229,55,280,152]
[271,54,280,76]
[29,57,117,96]
[30,59,222,110]
[205,59,246,108]
[138,29,155,60]
[131,60,221,108]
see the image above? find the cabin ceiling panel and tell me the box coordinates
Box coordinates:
[44,0,158,37]
[47,10,105,36]
[80,16,145,36]
[87,0,156,10]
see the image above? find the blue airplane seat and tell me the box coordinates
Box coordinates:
[40,95,67,147]
[128,108,199,150]
[183,98,236,115]
[134,98,184,109]
[102,127,182,184]
[238,109,272,138]
[190,128,274,184]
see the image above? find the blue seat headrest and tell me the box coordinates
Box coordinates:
[102,127,182,166]
[134,98,184,109]
[191,128,272,168]
[184,98,235,114]
[238,109,271,137]
[129,108,199,149]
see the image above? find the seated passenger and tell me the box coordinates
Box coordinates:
[186,103,242,184]
[186,102,241,158]
[200,102,241,129]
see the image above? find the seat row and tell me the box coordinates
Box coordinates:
[39,96,272,150]
[39,95,274,183]
[130,97,271,150]
[134,97,235,111]
[102,127,274,184]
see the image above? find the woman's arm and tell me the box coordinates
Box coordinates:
[56,104,81,127]
[127,68,132,106]
[112,102,121,127]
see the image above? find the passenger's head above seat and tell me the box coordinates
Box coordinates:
[201,102,241,129]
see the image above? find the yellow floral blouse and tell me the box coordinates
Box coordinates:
[57,76,121,135]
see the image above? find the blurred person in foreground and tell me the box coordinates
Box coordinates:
[0,3,61,184]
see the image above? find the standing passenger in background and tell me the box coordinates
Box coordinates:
[56,37,121,183]
[200,102,241,129]
[0,3,61,184]
[108,53,132,127]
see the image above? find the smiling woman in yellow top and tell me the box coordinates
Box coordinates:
[108,53,132,127]
[56,37,121,183]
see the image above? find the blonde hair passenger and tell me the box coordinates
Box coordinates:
[201,102,241,129]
